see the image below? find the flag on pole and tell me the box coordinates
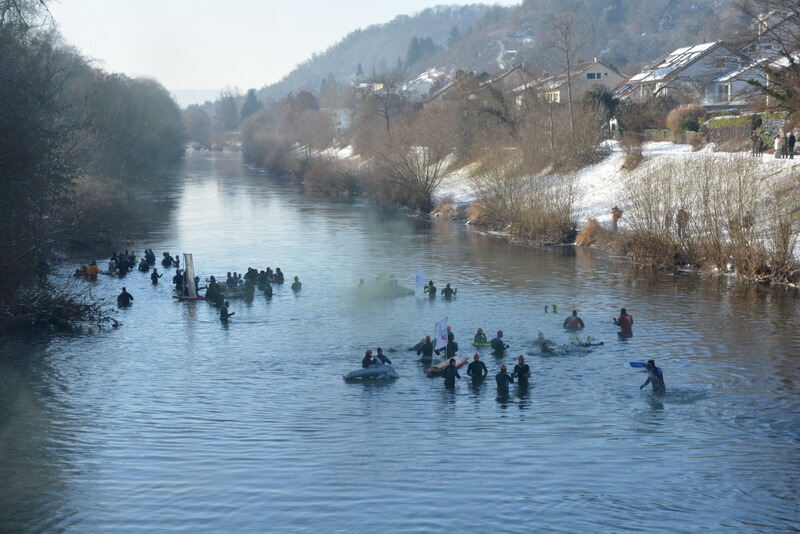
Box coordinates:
[434,317,448,351]
[415,268,425,288]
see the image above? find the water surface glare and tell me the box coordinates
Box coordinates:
[1,152,799,532]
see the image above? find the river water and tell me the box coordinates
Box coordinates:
[1,151,798,532]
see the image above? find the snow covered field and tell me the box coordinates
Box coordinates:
[435,141,800,226]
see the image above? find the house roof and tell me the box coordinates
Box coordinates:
[712,57,770,82]
[628,42,723,84]
[512,60,625,93]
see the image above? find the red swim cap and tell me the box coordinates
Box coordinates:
[500,364,507,371]
[447,326,452,331]
[366,350,372,356]
[518,355,524,361]
[473,354,479,360]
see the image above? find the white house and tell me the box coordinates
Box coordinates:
[617,42,751,102]
[512,59,626,106]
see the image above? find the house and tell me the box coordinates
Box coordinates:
[617,42,751,101]
[511,59,626,106]
[703,57,769,107]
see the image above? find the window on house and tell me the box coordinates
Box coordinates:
[587,73,596,80]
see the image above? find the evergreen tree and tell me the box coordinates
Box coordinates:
[406,36,421,65]
[447,25,461,46]
[239,88,262,121]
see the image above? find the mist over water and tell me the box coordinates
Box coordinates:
[1,151,798,532]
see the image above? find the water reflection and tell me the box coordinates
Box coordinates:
[1,152,799,532]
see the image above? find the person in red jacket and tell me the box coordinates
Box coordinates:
[614,308,633,338]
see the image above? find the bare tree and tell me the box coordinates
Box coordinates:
[549,13,586,144]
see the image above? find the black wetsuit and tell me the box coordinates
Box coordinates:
[291,281,301,292]
[474,333,487,344]
[264,284,273,298]
[150,271,162,284]
[490,337,507,355]
[513,363,531,389]
[495,371,513,395]
[467,360,488,381]
[442,364,460,387]
[642,368,666,395]
[220,307,232,321]
[417,341,434,360]
[424,284,436,298]
[376,353,392,364]
[362,355,375,368]
[117,291,133,307]
[442,287,456,299]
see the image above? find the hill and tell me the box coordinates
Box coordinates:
[258,0,750,102]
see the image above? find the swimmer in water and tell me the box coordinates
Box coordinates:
[614,308,634,337]
[417,336,435,361]
[513,355,531,389]
[441,358,460,387]
[495,364,513,395]
[474,328,487,344]
[361,349,376,368]
[467,354,488,382]
[640,359,665,395]
[490,330,508,355]
[563,310,585,331]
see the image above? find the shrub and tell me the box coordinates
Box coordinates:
[679,116,700,132]
[620,132,644,170]
[666,104,705,132]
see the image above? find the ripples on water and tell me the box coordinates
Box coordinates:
[1,152,799,532]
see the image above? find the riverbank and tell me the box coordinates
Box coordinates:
[258,140,800,286]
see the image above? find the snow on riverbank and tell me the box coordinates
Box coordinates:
[435,141,800,226]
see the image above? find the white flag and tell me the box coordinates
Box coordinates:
[434,317,448,351]
[415,269,425,288]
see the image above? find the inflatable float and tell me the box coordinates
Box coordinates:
[426,355,468,377]
[343,364,399,381]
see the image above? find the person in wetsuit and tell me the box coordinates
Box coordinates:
[291,276,302,292]
[274,268,284,284]
[640,359,665,395]
[441,283,457,300]
[138,258,150,272]
[117,287,134,307]
[361,349,376,368]
[424,280,436,298]
[375,348,392,365]
[474,328,487,344]
[513,355,531,390]
[264,283,273,298]
[467,354,488,382]
[563,310,585,331]
[442,358,460,387]
[220,301,234,321]
[496,364,513,395]
[533,332,554,353]
[417,336,435,361]
[205,276,220,301]
[490,330,508,355]
[444,326,458,357]
[614,308,634,338]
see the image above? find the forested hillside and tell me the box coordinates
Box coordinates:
[260,0,750,100]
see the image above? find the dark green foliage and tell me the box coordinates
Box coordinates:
[678,116,700,132]
[239,88,262,121]
[582,85,618,119]
[184,104,212,147]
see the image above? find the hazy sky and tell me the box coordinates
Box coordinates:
[51,0,521,94]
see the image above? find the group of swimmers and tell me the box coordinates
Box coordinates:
[359,305,663,395]
[423,280,457,300]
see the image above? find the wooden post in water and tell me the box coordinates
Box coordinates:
[183,253,197,298]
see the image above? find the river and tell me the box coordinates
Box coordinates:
[1,151,798,532]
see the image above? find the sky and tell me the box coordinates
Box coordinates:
[50,0,521,101]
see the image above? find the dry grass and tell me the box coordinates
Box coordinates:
[622,157,800,283]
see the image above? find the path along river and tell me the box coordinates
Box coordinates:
[1,151,799,532]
